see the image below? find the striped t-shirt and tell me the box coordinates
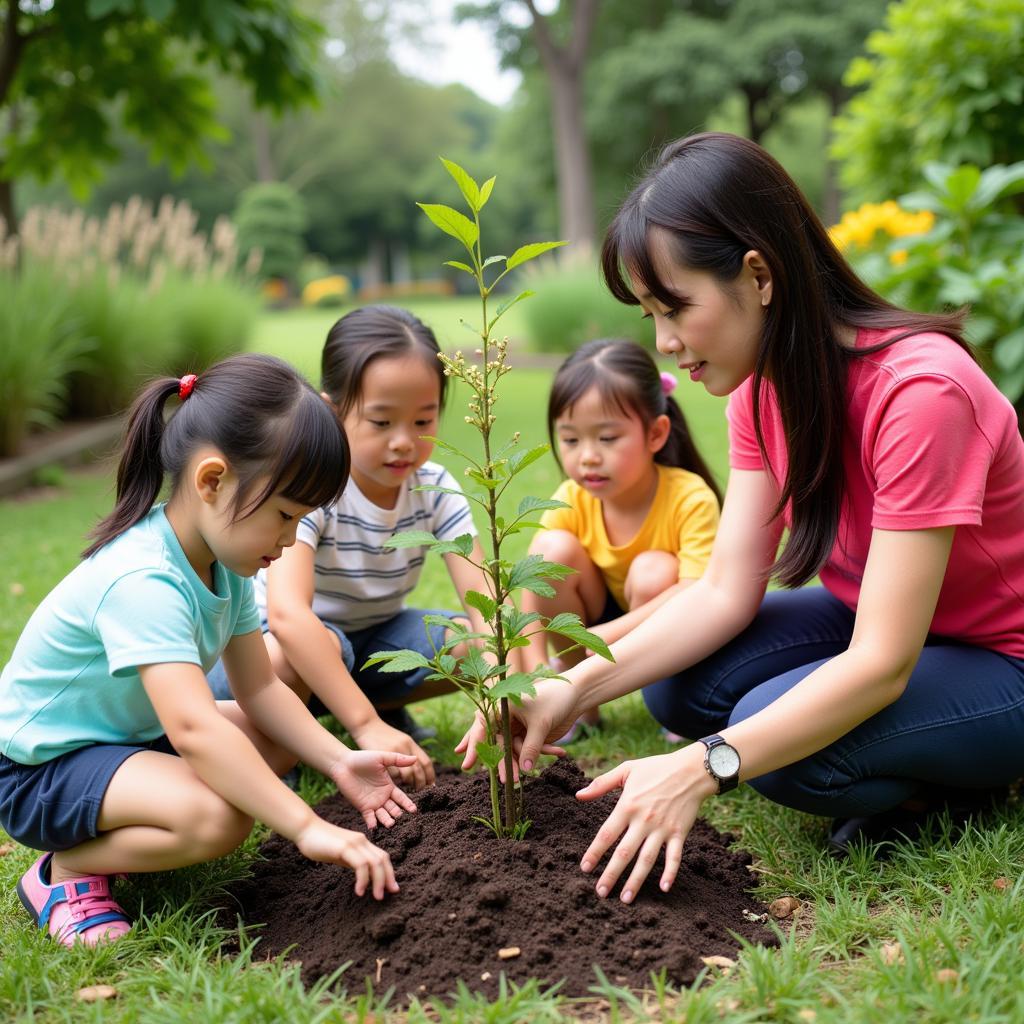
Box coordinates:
[254,461,476,632]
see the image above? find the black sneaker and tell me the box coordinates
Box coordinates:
[379,706,437,743]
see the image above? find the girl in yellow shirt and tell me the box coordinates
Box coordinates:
[524,339,722,739]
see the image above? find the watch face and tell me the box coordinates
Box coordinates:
[708,743,740,778]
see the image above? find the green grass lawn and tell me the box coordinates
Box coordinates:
[4,357,1024,1022]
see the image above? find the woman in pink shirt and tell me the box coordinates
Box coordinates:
[459,132,1024,902]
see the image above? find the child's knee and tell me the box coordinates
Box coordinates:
[624,550,678,608]
[183,790,253,859]
[531,529,587,567]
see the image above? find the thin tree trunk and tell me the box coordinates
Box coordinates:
[821,88,845,225]
[548,62,595,255]
[524,0,599,257]
[0,175,15,236]
[252,110,276,183]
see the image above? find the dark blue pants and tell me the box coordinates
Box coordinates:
[642,589,1024,817]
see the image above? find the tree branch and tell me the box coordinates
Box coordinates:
[521,0,561,69]
[567,0,599,72]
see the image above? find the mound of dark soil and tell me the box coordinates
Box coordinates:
[224,760,777,1002]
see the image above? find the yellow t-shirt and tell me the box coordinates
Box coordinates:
[539,465,720,610]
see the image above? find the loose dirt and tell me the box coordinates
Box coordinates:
[223,759,777,1002]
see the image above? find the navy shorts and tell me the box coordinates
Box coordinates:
[207,607,462,714]
[0,735,177,852]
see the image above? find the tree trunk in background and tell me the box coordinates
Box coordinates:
[524,0,599,257]
[0,175,15,237]
[252,111,276,183]
[820,88,845,226]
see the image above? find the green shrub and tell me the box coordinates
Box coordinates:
[840,161,1024,407]
[65,273,178,418]
[832,0,1024,205]
[159,274,261,372]
[0,266,91,456]
[233,182,309,284]
[520,261,654,353]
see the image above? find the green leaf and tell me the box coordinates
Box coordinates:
[445,260,476,276]
[506,240,568,270]
[994,327,1024,372]
[361,649,432,673]
[440,157,481,211]
[545,613,614,661]
[482,255,506,268]
[488,290,534,333]
[382,530,437,549]
[437,532,475,558]
[466,469,500,490]
[474,742,504,770]
[500,606,543,636]
[465,589,498,619]
[422,614,468,634]
[479,176,496,208]
[489,673,537,704]
[87,0,129,16]
[508,444,550,477]
[460,646,491,683]
[417,203,479,250]
[419,435,474,461]
[516,494,568,517]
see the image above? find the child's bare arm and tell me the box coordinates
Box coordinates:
[265,546,435,787]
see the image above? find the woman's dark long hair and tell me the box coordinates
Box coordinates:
[601,132,969,587]
[84,353,349,557]
[547,338,722,505]
[321,304,446,415]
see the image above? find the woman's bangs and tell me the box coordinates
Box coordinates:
[603,201,679,311]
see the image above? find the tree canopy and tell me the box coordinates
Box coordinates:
[0,0,322,231]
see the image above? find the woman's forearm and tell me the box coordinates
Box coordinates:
[569,575,763,709]
[721,645,909,783]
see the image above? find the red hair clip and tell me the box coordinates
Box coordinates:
[178,374,198,400]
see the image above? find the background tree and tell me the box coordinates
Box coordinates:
[0,0,321,234]
[234,182,309,284]
[832,0,1024,206]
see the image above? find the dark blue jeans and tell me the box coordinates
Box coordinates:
[642,589,1024,818]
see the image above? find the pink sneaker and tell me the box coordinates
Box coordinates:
[16,853,131,947]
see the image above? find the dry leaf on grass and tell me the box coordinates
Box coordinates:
[934,968,959,983]
[797,1010,817,1022]
[9,582,25,597]
[993,877,1010,891]
[701,954,736,973]
[769,895,802,919]
[75,985,117,1002]
[0,843,16,857]
[879,942,904,965]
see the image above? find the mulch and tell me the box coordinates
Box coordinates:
[221,759,778,1004]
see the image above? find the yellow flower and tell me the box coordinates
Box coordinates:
[302,274,351,306]
[889,249,909,266]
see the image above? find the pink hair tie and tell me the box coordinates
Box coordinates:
[178,373,198,400]
[659,371,677,396]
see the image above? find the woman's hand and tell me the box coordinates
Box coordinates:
[351,718,436,790]
[329,750,418,828]
[454,677,578,773]
[575,744,718,903]
[294,818,399,899]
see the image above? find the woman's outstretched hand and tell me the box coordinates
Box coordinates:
[454,677,578,773]
[329,750,418,828]
[575,744,718,903]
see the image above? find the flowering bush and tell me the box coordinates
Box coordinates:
[301,274,351,307]
[832,163,1024,408]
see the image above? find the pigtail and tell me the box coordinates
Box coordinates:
[82,377,180,557]
[659,399,723,505]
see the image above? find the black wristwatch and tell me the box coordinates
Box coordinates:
[697,734,740,793]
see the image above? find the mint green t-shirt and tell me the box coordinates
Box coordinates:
[0,505,260,765]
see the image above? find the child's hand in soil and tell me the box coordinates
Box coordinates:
[575,744,718,904]
[455,677,575,773]
[351,718,436,790]
[330,751,419,828]
[295,818,399,899]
